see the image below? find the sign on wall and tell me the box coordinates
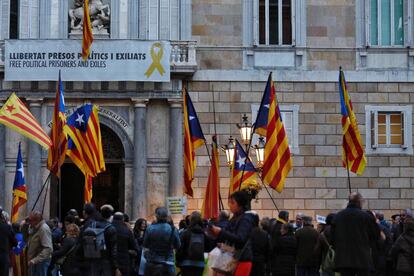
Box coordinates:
[5,39,171,82]
[166,197,188,215]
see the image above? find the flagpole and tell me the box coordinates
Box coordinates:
[41,179,50,216]
[211,90,225,211]
[259,176,280,212]
[31,173,52,212]
[344,140,352,193]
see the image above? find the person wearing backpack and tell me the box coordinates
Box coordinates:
[80,203,121,276]
[389,218,414,276]
[143,207,180,276]
[176,211,211,276]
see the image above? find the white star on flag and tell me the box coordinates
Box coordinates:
[264,104,270,109]
[75,113,85,126]
[189,115,195,121]
[236,155,246,168]
[18,163,24,177]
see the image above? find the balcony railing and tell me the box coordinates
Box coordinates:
[170,40,197,74]
[0,39,197,74]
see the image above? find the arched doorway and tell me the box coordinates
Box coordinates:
[51,124,125,219]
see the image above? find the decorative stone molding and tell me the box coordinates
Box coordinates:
[131,98,149,108]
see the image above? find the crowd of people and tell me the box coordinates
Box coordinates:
[0,191,413,276]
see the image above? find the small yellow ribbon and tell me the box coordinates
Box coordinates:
[145,42,165,78]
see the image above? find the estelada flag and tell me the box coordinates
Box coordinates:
[183,87,205,197]
[0,93,52,149]
[201,135,220,220]
[229,139,258,195]
[64,104,105,177]
[339,68,366,175]
[47,71,67,177]
[82,0,94,60]
[11,142,27,223]
[253,73,292,192]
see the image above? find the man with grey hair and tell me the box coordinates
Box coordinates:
[27,211,53,276]
[143,207,180,276]
[332,192,379,276]
[0,207,17,276]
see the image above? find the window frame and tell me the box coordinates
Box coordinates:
[365,0,412,48]
[365,105,413,155]
[255,0,295,46]
[251,103,299,154]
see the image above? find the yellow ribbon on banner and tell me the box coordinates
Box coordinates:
[145,42,165,78]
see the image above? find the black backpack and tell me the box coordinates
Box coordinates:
[82,221,111,259]
[187,232,204,260]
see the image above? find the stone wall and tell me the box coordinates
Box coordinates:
[187,80,414,220]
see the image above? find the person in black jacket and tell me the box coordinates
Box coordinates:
[0,209,17,276]
[80,203,121,276]
[210,190,256,276]
[177,211,211,276]
[273,223,297,276]
[52,223,81,276]
[331,192,380,276]
[295,216,320,276]
[250,212,271,276]
[389,218,414,276]
[112,212,138,276]
[133,218,147,275]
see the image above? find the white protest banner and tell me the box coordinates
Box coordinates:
[5,39,171,82]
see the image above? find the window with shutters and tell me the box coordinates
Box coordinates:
[10,0,19,38]
[258,0,293,45]
[365,0,413,47]
[365,105,412,154]
[251,104,299,154]
[139,0,182,40]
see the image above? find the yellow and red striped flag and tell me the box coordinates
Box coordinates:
[47,71,67,178]
[339,68,366,175]
[183,87,205,196]
[201,135,220,220]
[84,174,93,203]
[0,93,52,149]
[253,73,292,192]
[82,0,94,60]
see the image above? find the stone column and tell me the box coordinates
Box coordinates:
[26,98,43,212]
[132,98,148,219]
[0,101,5,209]
[168,99,183,197]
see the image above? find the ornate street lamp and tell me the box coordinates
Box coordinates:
[254,136,265,168]
[237,114,253,147]
[222,136,235,166]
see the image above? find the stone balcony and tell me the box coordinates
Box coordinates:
[0,39,197,74]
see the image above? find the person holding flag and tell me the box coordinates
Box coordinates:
[183,87,205,197]
[253,73,292,193]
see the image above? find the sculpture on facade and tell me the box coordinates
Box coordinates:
[69,0,110,35]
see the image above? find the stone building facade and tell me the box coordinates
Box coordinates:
[0,0,413,220]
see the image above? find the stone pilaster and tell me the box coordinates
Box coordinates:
[168,99,183,197]
[0,101,5,209]
[26,98,43,212]
[132,98,148,219]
